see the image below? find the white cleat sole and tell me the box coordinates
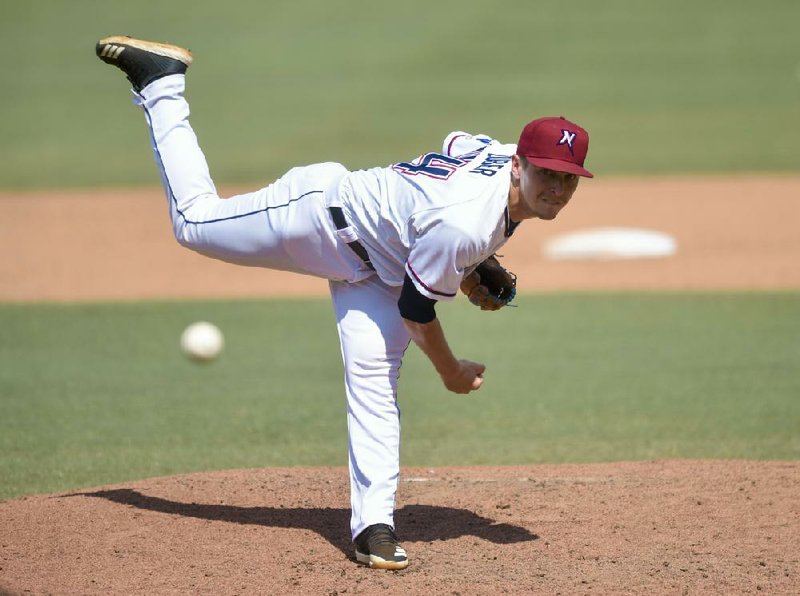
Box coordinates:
[355,549,409,570]
[97,35,193,66]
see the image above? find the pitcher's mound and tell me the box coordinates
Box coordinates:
[1,460,797,594]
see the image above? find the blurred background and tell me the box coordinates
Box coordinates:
[1,0,798,188]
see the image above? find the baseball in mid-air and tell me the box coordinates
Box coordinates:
[180,321,224,362]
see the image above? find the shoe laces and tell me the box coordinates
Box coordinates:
[367,524,399,546]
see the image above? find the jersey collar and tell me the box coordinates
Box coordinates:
[504,207,521,237]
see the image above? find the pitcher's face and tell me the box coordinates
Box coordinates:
[513,156,579,220]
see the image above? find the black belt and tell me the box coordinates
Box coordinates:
[329,207,375,271]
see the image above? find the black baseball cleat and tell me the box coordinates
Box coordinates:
[354,523,409,570]
[95,35,193,91]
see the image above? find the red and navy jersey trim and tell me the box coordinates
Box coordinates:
[445,134,468,156]
[406,260,457,297]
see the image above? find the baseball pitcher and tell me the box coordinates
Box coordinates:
[95,35,592,570]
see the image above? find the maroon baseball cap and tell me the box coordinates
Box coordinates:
[517,116,593,178]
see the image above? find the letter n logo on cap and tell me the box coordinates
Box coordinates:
[558,129,577,155]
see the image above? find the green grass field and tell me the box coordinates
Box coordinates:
[0,0,798,188]
[2,294,799,501]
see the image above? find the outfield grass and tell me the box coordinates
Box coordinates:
[1,0,798,188]
[1,293,798,500]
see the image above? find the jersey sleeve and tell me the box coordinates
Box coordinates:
[405,221,482,302]
[442,131,493,158]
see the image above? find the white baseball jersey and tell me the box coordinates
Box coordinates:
[336,132,519,301]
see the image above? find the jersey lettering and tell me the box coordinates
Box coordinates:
[392,153,466,180]
[454,148,484,162]
[470,153,511,177]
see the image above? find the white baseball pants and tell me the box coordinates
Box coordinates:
[134,74,409,539]
[329,277,410,539]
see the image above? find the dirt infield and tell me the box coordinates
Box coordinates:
[1,176,799,594]
[2,176,800,302]
[1,463,798,595]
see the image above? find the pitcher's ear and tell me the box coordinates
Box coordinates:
[510,154,523,182]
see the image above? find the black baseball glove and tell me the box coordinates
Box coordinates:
[459,254,517,311]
